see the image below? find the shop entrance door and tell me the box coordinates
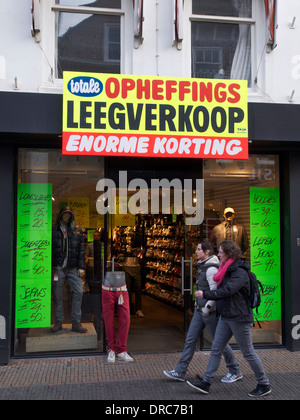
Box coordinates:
[104,157,203,353]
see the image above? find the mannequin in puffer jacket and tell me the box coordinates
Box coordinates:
[51,206,87,334]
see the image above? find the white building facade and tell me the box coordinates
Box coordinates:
[0,1,299,103]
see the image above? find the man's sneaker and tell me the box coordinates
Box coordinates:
[107,350,115,363]
[116,352,134,362]
[248,384,272,397]
[221,372,243,383]
[163,370,185,382]
[136,310,145,318]
[186,379,211,394]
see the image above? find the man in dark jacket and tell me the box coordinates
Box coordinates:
[51,206,87,333]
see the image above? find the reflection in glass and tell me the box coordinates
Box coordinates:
[192,0,252,18]
[192,22,251,83]
[56,12,120,78]
[55,0,121,9]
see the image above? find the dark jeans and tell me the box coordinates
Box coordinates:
[123,265,142,312]
[52,267,83,324]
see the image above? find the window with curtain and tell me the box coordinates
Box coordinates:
[191,0,253,85]
[54,1,121,78]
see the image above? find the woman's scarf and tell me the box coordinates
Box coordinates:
[213,258,235,287]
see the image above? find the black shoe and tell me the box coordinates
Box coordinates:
[248,384,272,397]
[51,322,62,333]
[186,379,211,394]
[72,323,87,334]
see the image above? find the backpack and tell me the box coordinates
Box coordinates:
[241,267,264,326]
[247,270,263,311]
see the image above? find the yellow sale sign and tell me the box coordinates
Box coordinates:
[62,72,248,159]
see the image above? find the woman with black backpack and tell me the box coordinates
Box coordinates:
[187,240,271,398]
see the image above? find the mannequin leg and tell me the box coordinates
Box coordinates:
[102,289,117,352]
[115,292,131,354]
[67,267,83,324]
[52,268,66,324]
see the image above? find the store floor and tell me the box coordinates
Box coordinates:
[127,295,186,353]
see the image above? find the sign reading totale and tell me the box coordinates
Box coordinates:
[62,72,248,159]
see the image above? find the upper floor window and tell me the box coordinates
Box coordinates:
[54,1,122,78]
[191,0,253,86]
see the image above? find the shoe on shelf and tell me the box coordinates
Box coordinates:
[116,352,134,362]
[163,370,185,382]
[107,350,116,364]
[51,322,62,333]
[248,384,272,397]
[136,310,145,318]
[71,323,87,334]
[186,379,211,394]
[221,372,243,383]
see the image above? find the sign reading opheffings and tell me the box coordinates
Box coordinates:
[62,72,248,159]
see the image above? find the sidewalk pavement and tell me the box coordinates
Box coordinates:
[0,348,299,401]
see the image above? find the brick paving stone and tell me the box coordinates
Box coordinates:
[0,349,299,400]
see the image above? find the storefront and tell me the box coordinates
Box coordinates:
[0,88,300,364]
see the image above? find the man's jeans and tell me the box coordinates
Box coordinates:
[176,309,240,377]
[203,317,270,385]
[52,267,83,324]
[123,266,142,312]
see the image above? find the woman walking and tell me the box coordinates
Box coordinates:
[187,240,271,398]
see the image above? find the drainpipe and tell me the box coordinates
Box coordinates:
[156,0,160,76]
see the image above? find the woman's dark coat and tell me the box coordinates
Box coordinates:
[203,259,254,323]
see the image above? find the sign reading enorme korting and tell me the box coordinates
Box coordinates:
[62,72,248,159]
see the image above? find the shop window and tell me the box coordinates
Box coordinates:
[191,0,253,85]
[15,150,105,356]
[53,1,121,78]
[14,150,282,356]
[203,155,282,347]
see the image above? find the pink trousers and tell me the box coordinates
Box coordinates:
[101,289,131,354]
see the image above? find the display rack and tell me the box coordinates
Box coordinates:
[144,220,185,309]
[112,215,202,310]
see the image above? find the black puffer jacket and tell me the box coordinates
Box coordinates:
[52,207,85,270]
[203,259,253,323]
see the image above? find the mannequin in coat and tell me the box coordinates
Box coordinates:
[210,207,249,254]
